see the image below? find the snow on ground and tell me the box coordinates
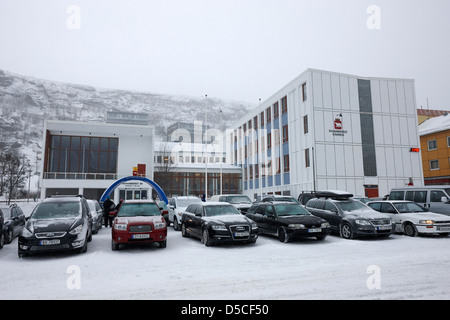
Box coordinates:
[1,201,450,300]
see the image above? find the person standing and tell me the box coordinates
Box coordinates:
[103,197,115,227]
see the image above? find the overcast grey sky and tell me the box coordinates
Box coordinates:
[1,0,449,109]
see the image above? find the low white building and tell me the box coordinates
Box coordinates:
[229,68,424,199]
[41,119,155,202]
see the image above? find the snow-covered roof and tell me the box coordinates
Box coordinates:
[419,113,450,136]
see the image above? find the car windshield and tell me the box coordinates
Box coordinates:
[118,203,161,217]
[334,200,370,212]
[227,196,251,204]
[204,205,241,217]
[31,202,81,219]
[393,202,427,213]
[275,204,311,216]
[274,197,300,204]
[0,208,11,218]
[177,198,201,207]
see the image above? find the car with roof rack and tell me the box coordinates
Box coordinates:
[305,190,394,239]
[18,195,93,257]
[367,200,450,237]
[246,201,330,242]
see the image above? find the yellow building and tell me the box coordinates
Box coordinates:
[419,114,450,185]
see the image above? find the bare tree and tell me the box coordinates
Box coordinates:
[154,143,177,197]
[0,151,30,204]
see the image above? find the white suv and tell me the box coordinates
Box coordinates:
[168,196,202,230]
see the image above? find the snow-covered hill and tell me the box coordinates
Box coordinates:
[0,68,254,164]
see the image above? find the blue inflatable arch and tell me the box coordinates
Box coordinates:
[100,176,168,204]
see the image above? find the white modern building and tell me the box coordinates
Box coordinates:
[41,119,155,202]
[229,69,424,199]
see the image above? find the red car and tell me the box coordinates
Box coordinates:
[111,200,167,250]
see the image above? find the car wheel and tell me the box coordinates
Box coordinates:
[0,233,4,249]
[159,240,167,248]
[201,228,212,246]
[111,240,120,251]
[278,227,289,243]
[181,223,189,238]
[5,229,13,244]
[340,223,354,239]
[173,218,181,231]
[78,239,88,253]
[403,222,418,237]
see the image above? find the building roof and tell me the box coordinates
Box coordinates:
[419,113,450,136]
[417,109,449,117]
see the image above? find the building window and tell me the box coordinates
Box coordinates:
[273,102,279,119]
[255,164,259,178]
[447,137,450,147]
[284,154,290,172]
[428,139,437,150]
[253,116,258,130]
[266,107,271,123]
[302,82,307,101]
[275,157,281,174]
[305,148,310,168]
[260,111,264,126]
[282,125,289,143]
[303,115,309,134]
[430,160,439,170]
[281,96,287,114]
[267,132,272,149]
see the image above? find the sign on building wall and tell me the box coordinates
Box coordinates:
[106,111,149,125]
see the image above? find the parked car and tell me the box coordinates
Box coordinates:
[168,196,202,231]
[0,209,4,249]
[181,202,258,246]
[86,199,104,234]
[298,191,316,205]
[305,191,394,239]
[18,195,93,257]
[246,202,331,242]
[157,200,169,224]
[0,203,26,243]
[367,200,450,237]
[388,186,450,216]
[209,194,253,213]
[111,200,167,250]
[261,195,301,204]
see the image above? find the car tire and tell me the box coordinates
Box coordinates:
[340,223,354,239]
[316,235,326,241]
[403,222,418,237]
[0,233,4,249]
[173,218,181,231]
[5,229,13,244]
[181,223,189,238]
[159,240,167,248]
[201,228,212,246]
[278,227,289,243]
[111,240,120,251]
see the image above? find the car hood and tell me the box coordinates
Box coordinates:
[27,218,79,233]
[344,209,390,220]
[203,214,253,225]
[115,216,164,225]
[231,203,252,209]
[278,215,326,225]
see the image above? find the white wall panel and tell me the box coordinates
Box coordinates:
[376,146,386,177]
[391,116,401,145]
[373,114,384,145]
[353,146,364,176]
[351,113,361,143]
[340,76,350,110]
[325,144,336,176]
[408,117,419,145]
[404,82,416,115]
[312,72,323,107]
[344,145,355,176]
[314,110,324,142]
[396,81,407,114]
[331,74,341,110]
[388,81,399,114]
[315,144,327,176]
[380,81,390,114]
[399,117,409,146]
[382,115,393,145]
[393,147,403,177]
[370,80,382,113]
[322,73,332,108]
[385,147,395,177]
[349,77,359,111]
[335,144,345,176]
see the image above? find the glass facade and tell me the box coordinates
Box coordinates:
[45,135,118,179]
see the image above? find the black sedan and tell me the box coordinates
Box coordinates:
[246,202,331,242]
[18,195,93,257]
[181,202,258,246]
[0,204,26,244]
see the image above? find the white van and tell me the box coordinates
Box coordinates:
[209,194,252,213]
[388,186,450,216]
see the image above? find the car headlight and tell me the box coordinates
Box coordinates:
[154,222,166,229]
[69,224,84,235]
[21,227,33,237]
[321,222,330,228]
[419,220,434,225]
[212,225,227,231]
[288,224,305,229]
[355,220,371,225]
[114,223,127,231]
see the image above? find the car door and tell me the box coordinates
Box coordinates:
[429,189,450,215]
[322,201,342,232]
[183,204,197,235]
[264,205,279,235]
[380,202,401,232]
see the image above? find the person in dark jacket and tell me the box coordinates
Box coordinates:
[103,197,115,227]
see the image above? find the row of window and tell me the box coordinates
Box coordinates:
[427,137,450,150]
[429,158,450,171]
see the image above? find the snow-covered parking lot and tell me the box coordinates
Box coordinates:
[1,201,449,300]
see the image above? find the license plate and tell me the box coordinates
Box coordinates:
[132,234,150,239]
[308,228,321,233]
[377,226,391,230]
[438,226,450,231]
[234,232,249,237]
[39,239,60,246]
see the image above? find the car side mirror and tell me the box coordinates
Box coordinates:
[441,196,449,203]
